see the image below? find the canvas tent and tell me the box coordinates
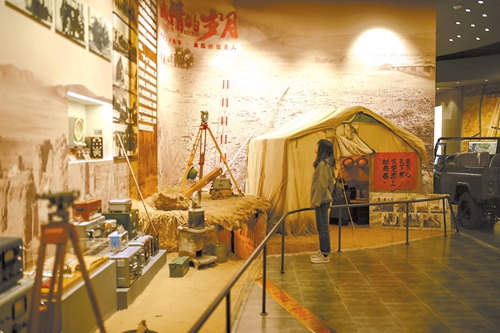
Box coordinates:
[246,106,429,235]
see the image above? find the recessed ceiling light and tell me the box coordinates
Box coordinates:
[482,13,487,17]
[453,4,462,9]
[457,35,461,38]
[478,0,484,4]
[485,79,488,82]
[471,23,476,27]
[465,8,471,12]
[456,21,461,24]
[476,37,481,40]
[449,38,454,41]
[456,82,460,84]
[485,28,490,31]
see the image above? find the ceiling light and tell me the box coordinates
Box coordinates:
[449,38,454,41]
[457,35,461,38]
[456,82,460,84]
[476,37,481,40]
[471,23,476,27]
[478,0,483,4]
[485,28,490,31]
[482,13,487,17]
[456,21,461,24]
[453,4,462,9]
[485,79,488,82]
[465,8,471,12]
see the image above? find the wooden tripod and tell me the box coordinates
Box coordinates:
[28,192,106,333]
[181,111,242,195]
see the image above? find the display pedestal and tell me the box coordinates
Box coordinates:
[117,249,167,310]
[61,260,117,333]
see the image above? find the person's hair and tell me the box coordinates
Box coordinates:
[313,139,334,168]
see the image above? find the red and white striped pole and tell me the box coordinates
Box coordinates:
[220,79,229,166]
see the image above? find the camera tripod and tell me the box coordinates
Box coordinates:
[181,111,242,195]
[28,191,106,333]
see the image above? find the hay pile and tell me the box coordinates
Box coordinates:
[132,191,271,251]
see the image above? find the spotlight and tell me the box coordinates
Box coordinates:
[453,4,462,9]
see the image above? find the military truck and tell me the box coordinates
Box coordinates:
[433,137,500,229]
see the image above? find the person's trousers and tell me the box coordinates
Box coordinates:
[315,202,331,255]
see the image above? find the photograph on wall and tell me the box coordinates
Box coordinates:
[113,51,130,91]
[423,214,442,228]
[55,0,86,46]
[371,196,394,212]
[113,86,130,123]
[113,13,130,57]
[415,200,429,213]
[6,0,53,26]
[113,0,138,27]
[88,7,112,60]
[430,200,444,213]
[113,122,138,158]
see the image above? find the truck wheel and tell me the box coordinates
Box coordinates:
[458,192,482,229]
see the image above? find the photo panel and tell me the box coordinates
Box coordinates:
[113,13,130,57]
[6,0,54,26]
[113,86,130,124]
[55,0,87,46]
[113,51,130,92]
[88,7,112,60]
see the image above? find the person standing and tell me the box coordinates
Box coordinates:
[310,139,335,263]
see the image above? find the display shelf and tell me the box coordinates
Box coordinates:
[67,92,113,162]
[116,249,167,310]
[59,260,117,333]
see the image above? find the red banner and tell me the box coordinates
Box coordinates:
[372,152,418,190]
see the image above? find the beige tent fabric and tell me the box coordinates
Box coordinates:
[246,106,429,235]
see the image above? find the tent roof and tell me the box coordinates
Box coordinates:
[256,105,429,166]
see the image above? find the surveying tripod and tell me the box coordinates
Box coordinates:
[28,191,106,333]
[181,111,242,195]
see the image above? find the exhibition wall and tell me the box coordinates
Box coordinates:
[0,0,436,261]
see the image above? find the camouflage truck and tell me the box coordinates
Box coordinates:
[433,137,500,229]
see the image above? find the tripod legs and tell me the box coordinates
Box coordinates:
[28,223,106,333]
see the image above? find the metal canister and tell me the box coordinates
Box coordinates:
[188,191,205,229]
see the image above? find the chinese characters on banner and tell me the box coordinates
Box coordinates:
[159,0,238,52]
[371,152,418,190]
[138,0,158,133]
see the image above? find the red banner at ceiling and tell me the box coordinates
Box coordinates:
[372,152,418,190]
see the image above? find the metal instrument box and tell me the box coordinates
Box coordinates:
[129,235,152,266]
[72,215,107,252]
[108,198,132,212]
[0,237,23,294]
[0,278,33,333]
[103,209,139,239]
[107,245,142,287]
[109,230,129,252]
[72,199,102,222]
[169,256,190,277]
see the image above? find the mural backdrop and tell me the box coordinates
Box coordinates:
[156,0,436,192]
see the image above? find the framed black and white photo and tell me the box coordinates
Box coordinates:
[6,0,54,27]
[113,51,130,92]
[113,13,130,57]
[55,0,86,46]
[88,7,112,60]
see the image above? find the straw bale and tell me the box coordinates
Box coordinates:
[132,192,271,252]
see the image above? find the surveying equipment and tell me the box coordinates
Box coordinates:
[28,191,106,333]
[181,111,242,196]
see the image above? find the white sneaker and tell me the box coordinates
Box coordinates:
[310,252,329,264]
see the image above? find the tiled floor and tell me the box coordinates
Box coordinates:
[232,225,500,332]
